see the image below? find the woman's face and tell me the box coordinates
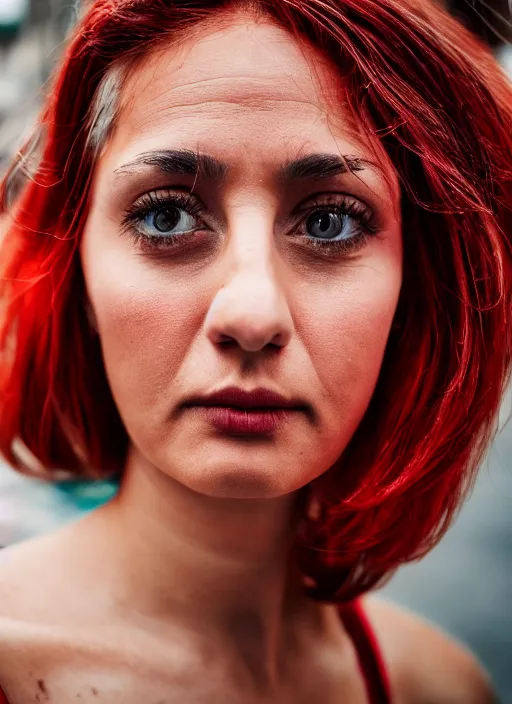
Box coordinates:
[81,14,402,499]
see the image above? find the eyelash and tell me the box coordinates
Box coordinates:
[120,189,380,256]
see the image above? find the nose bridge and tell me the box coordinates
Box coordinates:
[204,208,294,352]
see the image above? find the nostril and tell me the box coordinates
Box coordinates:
[218,335,236,346]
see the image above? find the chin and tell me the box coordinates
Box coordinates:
[196,470,291,499]
[172,460,306,500]
[146,434,323,499]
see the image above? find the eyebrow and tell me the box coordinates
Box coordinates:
[113,148,373,185]
[279,152,370,183]
[114,149,228,182]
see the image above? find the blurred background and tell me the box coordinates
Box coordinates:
[0,0,511,701]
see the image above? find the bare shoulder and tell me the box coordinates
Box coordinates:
[0,533,75,689]
[0,522,91,625]
[360,594,497,704]
[0,530,67,609]
[0,536,52,614]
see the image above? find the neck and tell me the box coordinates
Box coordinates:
[88,446,327,691]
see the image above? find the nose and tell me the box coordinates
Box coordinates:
[205,259,294,354]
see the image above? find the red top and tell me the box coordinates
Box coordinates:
[338,599,392,703]
[0,598,391,703]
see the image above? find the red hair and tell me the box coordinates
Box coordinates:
[0,0,511,601]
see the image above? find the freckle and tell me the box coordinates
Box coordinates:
[91,687,98,696]
[37,680,48,696]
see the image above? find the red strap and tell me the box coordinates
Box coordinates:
[337,599,392,704]
[0,686,8,703]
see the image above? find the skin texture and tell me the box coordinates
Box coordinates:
[78,11,403,693]
[80,6,402,676]
[0,11,496,704]
[81,18,402,502]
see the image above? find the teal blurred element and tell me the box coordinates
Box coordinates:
[0,0,29,39]
[54,476,120,512]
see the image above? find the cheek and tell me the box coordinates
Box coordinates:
[303,264,401,430]
[80,241,201,421]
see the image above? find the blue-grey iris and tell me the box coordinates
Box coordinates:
[152,208,180,233]
[306,211,345,240]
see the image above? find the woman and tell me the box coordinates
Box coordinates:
[0,0,510,700]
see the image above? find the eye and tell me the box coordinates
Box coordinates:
[120,190,380,257]
[306,211,350,240]
[141,202,201,237]
[296,196,379,254]
[120,190,206,243]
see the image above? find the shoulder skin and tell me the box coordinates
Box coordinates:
[361,594,498,704]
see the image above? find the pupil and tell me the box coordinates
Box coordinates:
[307,211,342,239]
[154,208,179,233]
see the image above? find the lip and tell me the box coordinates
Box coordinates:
[183,386,305,410]
[182,386,308,435]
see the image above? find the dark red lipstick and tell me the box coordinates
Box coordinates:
[182,386,308,435]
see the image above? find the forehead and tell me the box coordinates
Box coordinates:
[122,18,338,111]
[102,14,393,186]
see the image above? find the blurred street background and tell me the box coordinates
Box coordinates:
[0,0,511,701]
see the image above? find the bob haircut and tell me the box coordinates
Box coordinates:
[0,0,511,603]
